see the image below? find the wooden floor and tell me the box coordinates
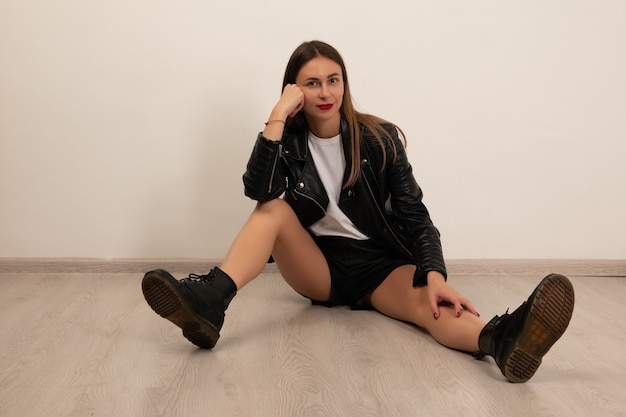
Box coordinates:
[0,268,625,417]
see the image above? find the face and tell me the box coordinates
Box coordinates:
[295,56,344,129]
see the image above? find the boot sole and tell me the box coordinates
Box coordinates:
[142,270,219,349]
[501,273,575,383]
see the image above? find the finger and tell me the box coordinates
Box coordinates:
[289,102,303,117]
[430,295,441,320]
[461,299,480,317]
[454,301,463,318]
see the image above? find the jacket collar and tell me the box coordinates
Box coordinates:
[284,117,351,162]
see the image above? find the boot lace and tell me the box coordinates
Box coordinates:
[502,303,527,326]
[489,308,510,327]
[474,306,521,359]
[181,273,216,285]
[491,304,528,335]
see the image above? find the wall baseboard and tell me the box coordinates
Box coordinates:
[0,257,624,277]
[445,259,626,277]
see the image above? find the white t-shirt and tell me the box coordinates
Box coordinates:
[307,132,369,240]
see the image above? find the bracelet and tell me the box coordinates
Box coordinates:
[264,119,286,126]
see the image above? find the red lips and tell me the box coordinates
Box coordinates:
[317,104,334,110]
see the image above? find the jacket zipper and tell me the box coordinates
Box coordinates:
[268,143,282,194]
[293,188,327,214]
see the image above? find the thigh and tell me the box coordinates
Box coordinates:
[369,264,432,327]
[270,200,332,302]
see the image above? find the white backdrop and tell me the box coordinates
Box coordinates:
[1,0,624,260]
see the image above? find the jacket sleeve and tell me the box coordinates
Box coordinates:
[242,133,286,201]
[385,129,447,286]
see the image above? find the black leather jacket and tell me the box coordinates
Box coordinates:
[243,118,447,286]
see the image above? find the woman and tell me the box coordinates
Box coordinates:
[142,41,575,383]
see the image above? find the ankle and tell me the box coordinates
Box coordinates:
[210,266,237,308]
[219,264,256,291]
[477,314,503,357]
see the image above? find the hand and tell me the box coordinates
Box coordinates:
[426,272,480,320]
[263,85,305,141]
[275,84,304,118]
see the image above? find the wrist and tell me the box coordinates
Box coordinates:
[262,109,288,142]
[427,271,446,284]
[265,119,285,126]
[269,105,290,122]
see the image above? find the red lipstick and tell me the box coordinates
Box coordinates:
[317,104,334,110]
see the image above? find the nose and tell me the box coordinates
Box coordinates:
[319,83,329,98]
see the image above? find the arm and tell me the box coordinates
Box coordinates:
[386,130,479,318]
[261,84,304,142]
[243,134,286,201]
[242,85,305,201]
[385,128,446,285]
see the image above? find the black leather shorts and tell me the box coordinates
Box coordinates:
[306,234,412,310]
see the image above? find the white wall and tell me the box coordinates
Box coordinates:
[1,0,624,260]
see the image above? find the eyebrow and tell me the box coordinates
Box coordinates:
[304,72,341,82]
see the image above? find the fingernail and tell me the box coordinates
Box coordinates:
[456,311,461,318]
[434,313,439,320]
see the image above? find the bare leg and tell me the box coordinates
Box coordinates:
[370,265,485,352]
[220,199,332,302]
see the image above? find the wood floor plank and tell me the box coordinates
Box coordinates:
[0,272,624,417]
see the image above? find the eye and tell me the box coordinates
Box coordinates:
[329,77,339,84]
[306,80,319,87]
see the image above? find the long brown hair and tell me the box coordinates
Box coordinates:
[282,41,404,187]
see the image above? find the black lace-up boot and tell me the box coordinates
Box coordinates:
[475,273,575,383]
[142,267,237,349]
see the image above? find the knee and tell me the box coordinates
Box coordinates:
[406,288,436,327]
[255,198,292,215]
[373,283,433,327]
[253,199,298,223]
